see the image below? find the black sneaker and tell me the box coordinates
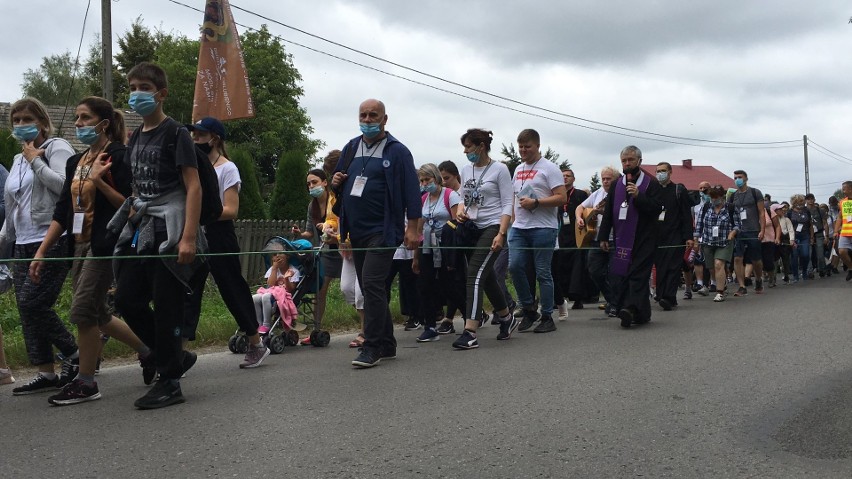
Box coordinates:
[380,348,397,360]
[134,378,185,409]
[416,328,440,342]
[658,298,673,311]
[48,379,101,406]
[57,357,80,388]
[709,284,717,293]
[12,374,59,395]
[403,317,422,331]
[436,320,456,335]
[533,315,557,333]
[352,349,381,368]
[139,353,156,385]
[496,315,519,340]
[517,309,540,333]
[477,310,489,328]
[452,330,479,350]
[617,308,634,328]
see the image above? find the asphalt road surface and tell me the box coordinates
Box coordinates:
[2,276,852,478]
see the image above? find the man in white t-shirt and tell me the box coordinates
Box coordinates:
[508,129,567,334]
[576,166,619,316]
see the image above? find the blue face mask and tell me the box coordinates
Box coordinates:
[735,178,745,188]
[656,172,669,183]
[420,182,438,194]
[700,192,710,203]
[359,122,382,139]
[308,186,325,198]
[75,122,103,145]
[12,124,39,142]
[128,91,159,116]
[466,152,479,163]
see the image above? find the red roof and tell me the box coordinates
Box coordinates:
[640,160,734,191]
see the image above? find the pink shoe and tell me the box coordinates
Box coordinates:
[257,325,270,335]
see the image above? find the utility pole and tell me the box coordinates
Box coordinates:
[803,134,810,196]
[101,0,113,102]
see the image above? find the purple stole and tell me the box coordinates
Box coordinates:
[610,173,651,276]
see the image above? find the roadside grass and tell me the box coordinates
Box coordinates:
[1,277,514,370]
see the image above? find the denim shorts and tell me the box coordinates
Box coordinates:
[733,230,762,262]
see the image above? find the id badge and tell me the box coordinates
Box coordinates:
[740,209,747,220]
[467,205,479,220]
[795,223,803,233]
[658,209,666,222]
[712,225,720,237]
[350,176,368,197]
[618,205,628,220]
[72,211,85,235]
[563,212,570,224]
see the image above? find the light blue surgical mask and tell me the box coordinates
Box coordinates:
[75,122,103,145]
[656,172,669,183]
[128,91,159,116]
[700,192,710,203]
[466,152,479,163]
[420,182,438,194]
[12,124,39,142]
[735,178,745,188]
[308,186,325,198]
[359,122,381,139]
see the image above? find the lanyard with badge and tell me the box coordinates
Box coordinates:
[73,152,97,234]
[464,160,494,220]
[562,187,574,225]
[350,139,385,198]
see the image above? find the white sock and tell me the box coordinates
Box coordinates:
[697,280,704,286]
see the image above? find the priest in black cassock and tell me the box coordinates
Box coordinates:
[598,146,663,328]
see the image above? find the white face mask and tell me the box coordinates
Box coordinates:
[656,172,669,183]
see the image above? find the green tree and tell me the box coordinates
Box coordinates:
[229,144,267,219]
[269,150,310,220]
[154,35,199,123]
[589,172,601,192]
[227,25,323,183]
[81,35,124,103]
[0,129,19,170]
[21,52,89,106]
[113,17,159,105]
[834,188,843,200]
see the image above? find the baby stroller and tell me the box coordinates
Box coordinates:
[227,236,330,355]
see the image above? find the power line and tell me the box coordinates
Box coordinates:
[807,142,852,166]
[808,138,852,163]
[226,2,801,146]
[58,0,92,132]
[163,0,800,150]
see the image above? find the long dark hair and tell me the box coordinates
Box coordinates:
[307,168,329,226]
[78,96,126,144]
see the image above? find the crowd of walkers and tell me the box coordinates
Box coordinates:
[1,62,851,409]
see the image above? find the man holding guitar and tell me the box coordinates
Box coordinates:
[576,167,619,316]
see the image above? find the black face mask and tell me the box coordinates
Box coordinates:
[197,142,213,154]
[623,166,641,179]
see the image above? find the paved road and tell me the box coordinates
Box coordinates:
[2,277,852,478]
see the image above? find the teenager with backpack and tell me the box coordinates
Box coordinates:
[693,185,742,302]
[110,62,206,409]
[411,163,461,342]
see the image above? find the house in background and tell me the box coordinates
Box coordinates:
[0,102,142,152]
[640,159,734,191]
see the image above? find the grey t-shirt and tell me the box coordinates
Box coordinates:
[129,118,197,200]
[729,186,763,232]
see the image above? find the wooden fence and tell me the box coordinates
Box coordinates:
[233,219,310,282]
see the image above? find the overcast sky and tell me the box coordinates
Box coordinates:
[2,0,851,201]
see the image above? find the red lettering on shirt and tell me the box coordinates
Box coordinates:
[515,170,538,181]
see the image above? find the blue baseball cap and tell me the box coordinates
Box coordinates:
[186,117,226,140]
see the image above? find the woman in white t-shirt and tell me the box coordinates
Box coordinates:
[451,129,518,350]
[411,163,461,342]
[185,117,269,369]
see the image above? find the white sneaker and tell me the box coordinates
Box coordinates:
[697,285,709,296]
[557,302,569,320]
[713,292,725,302]
[0,368,14,385]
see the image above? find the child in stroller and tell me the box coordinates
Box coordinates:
[254,241,301,335]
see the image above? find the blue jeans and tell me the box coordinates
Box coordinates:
[791,233,810,280]
[508,227,557,315]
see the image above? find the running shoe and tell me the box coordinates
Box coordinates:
[239,343,271,369]
[416,328,440,342]
[452,330,479,350]
[403,317,422,331]
[517,309,540,333]
[533,315,557,333]
[351,349,381,368]
[134,379,184,410]
[496,315,519,340]
[436,320,456,335]
[557,302,569,320]
[57,357,79,388]
[0,368,14,385]
[48,379,101,406]
[12,374,59,395]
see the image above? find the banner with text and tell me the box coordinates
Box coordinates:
[192,0,254,122]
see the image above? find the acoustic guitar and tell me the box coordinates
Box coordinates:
[575,199,606,248]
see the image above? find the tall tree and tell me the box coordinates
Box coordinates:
[0,130,19,170]
[269,150,310,220]
[589,172,601,192]
[20,52,89,106]
[154,35,199,123]
[229,144,267,219]
[113,17,159,106]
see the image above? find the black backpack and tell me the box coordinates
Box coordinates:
[129,119,223,226]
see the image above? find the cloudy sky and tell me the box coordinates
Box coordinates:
[2,0,851,201]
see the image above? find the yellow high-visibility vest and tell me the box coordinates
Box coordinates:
[841,198,852,237]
